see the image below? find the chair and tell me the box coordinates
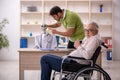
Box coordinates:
[52,45,111,80]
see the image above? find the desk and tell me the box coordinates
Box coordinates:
[18,48,74,80]
[18,48,101,80]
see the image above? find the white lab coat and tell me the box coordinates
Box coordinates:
[34,33,57,50]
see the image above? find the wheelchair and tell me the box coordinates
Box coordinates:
[52,43,111,80]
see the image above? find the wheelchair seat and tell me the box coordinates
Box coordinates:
[62,46,101,72]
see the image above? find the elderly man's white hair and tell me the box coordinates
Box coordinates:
[90,22,99,30]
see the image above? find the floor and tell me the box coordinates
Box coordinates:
[0,53,120,80]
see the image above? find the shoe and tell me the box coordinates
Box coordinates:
[62,77,67,80]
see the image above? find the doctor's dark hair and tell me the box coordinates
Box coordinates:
[49,6,63,15]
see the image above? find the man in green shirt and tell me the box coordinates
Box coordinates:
[47,6,85,48]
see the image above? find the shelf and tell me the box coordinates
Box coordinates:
[67,0,89,1]
[99,24,112,26]
[21,36,35,38]
[44,0,66,1]
[99,27,112,38]
[44,11,89,14]
[100,34,112,38]
[20,0,113,48]
[91,12,112,14]
[21,0,42,2]
[21,12,42,14]
[91,0,112,2]
[21,32,41,38]
[21,24,41,26]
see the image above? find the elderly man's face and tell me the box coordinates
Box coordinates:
[85,24,98,38]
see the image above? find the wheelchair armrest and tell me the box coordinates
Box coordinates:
[67,56,93,65]
[62,55,93,66]
[67,56,86,60]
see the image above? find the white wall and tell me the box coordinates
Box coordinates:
[0,0,120,60]
[112,0,120,60]
[0,0,20,60]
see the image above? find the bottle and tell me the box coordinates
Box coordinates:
[100,4,103,13]
[30,32,32,37]
[35,21,38,24]
[107,50,112,60]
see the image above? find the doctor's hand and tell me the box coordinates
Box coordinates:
[48,28,58,34]
[52,29,58,34]
[74,40,81,49]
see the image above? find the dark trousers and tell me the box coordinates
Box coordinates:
[67,40,75,48]
[40,54,73,80]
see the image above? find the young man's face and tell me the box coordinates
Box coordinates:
[85,24,98,38]
[52,15,60,21]
[51,12,62,21]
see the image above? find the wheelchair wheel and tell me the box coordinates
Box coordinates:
[72,67,111,80]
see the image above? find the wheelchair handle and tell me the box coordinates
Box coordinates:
[101,42,108,49]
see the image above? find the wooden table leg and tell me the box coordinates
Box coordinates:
[96,53,101,80]
[19,69,24,80]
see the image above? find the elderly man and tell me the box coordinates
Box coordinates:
[40,22,102,80]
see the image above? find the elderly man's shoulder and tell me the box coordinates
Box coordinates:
[90,34,101,40]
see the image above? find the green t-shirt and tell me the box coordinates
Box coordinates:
[60,10,85,42]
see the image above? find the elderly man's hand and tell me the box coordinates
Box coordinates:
[74,40,80,49]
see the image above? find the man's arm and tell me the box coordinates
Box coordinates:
[51,27,74,37]
[47,22,61,28]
